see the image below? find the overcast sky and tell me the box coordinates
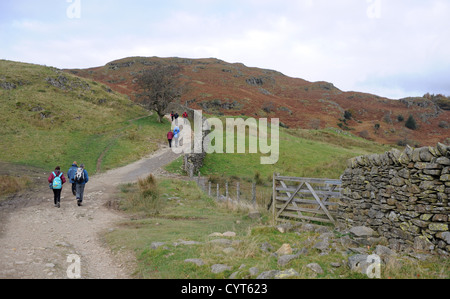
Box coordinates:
[1,0,449,99]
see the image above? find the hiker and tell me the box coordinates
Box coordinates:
[67,161,78,196]
[174,113,179,120]
[170,111,175,122]
[74,164,89,206]
[167,130,174,148]
[48,166,66,208]
[173,126,180,148]
[182,111,188,119]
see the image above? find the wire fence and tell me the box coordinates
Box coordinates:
[193,172,272,210]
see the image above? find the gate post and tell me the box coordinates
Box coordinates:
[272,173,276,225]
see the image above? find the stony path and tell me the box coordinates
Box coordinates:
[0,146,181,279]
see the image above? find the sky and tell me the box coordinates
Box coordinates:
[1,0,449,100]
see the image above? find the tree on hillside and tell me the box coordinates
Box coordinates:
[405,115,417,130]
[135,65,183,123]
[374,123,380,134]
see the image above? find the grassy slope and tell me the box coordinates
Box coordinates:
[0,60,168,174]
[106,177,449,279]
[166,116,391,181]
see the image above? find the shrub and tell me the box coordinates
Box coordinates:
[359,130,370,140]
[254,171,264,186]
[123,174,163,215]
[438,121,449,129]
[405,115,417,130]
[374,123,380,134]
[0,175,31,197]
[344,110,352,120]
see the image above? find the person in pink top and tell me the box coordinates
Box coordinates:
[167,130,174,148]
[48,166,66,208]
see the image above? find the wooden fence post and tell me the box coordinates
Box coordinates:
[252,182,256,207]
[272,173,276,225]
[208,181,211,196]
[226,182,229,202]
[217,184,219,201]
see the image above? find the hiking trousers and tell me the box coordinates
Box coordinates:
[52,189,62,205]
[71,183,76,196]
[76,184,86,202]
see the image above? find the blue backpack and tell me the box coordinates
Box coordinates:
[52,172,63,190]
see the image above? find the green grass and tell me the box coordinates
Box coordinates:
[165,117,391,181]
[105,176,449,279]
[0,60,169,174]
[106,177,260,278]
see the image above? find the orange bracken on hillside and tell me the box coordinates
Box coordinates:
[65,57,450,147]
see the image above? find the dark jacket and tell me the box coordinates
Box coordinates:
[67,164,78,184]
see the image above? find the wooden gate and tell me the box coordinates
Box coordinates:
[272,175,342,225]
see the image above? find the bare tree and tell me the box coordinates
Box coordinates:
[135,65,182,123]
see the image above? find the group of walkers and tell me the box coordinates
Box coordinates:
[169,111,188,122]
[47,111,189,208]
[47,161,89,208]
[167,111,188,148]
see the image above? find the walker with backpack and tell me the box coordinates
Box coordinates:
[50,172,63,190]
[74,167,85,184]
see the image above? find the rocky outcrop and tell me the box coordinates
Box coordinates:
[246,77,264,86]
[339,143,450,255]
[0,81,17,90]
[45,75,90,91]
[199,99,242,112]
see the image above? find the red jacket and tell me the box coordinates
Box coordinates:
[48,171,67,185]
[167,131,174,140]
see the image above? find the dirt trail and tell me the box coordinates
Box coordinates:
[0,146,181,279]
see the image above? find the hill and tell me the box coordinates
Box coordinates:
[66,56,449,147]
[0,60,169,174]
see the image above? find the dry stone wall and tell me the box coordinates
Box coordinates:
[339,143,450,255]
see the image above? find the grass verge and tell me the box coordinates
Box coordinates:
[104,175,449,279]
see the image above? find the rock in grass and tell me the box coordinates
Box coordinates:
[249,267,259,276]
[185,259,205,267]
[274,269,300,279]
[349,226,377,237]
[150,242,166,249]
[275,244,293,255]
[256,270,279,279]
[277,254,298,266]
[222,231,236,237]
[211,264,232,274]
[306,263,324,274]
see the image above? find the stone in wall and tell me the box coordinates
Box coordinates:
[339,143,450,255]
